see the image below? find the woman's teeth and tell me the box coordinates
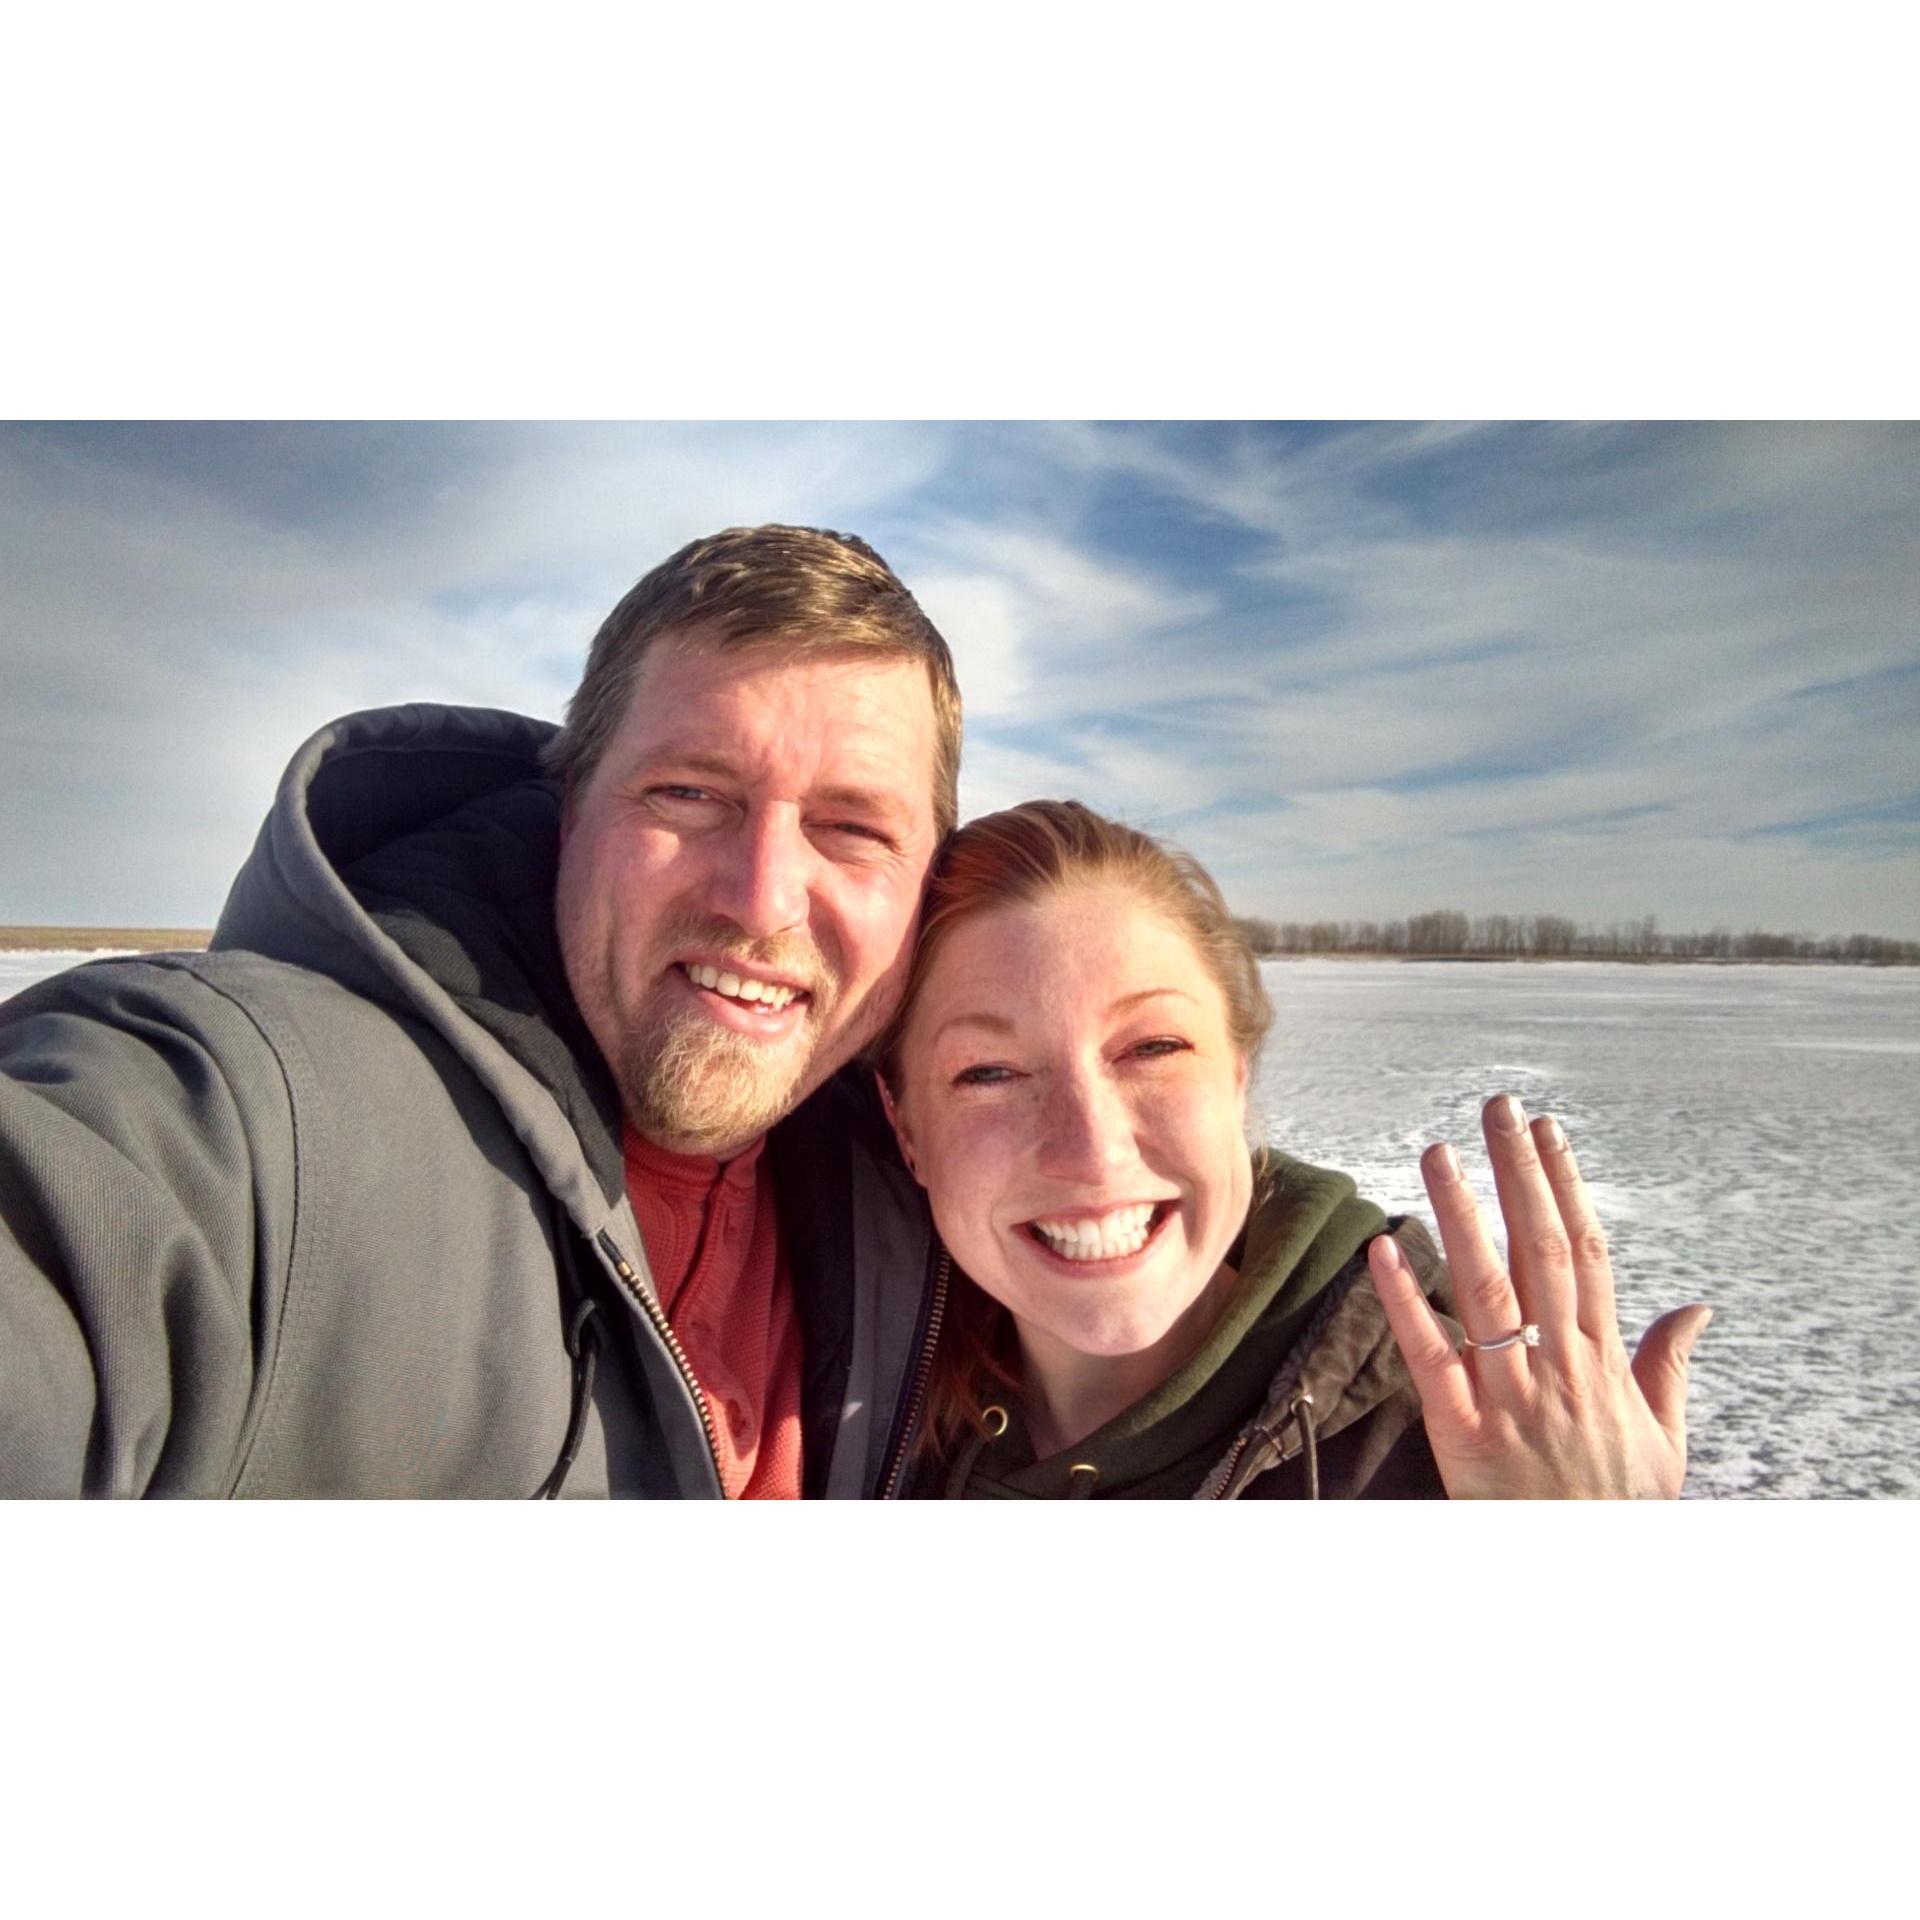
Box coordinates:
[1029,1204,1159,1262]
[683,963,798,1011]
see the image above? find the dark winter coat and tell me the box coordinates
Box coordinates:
[910,1149,1455,1500]
[0,705,941,1498]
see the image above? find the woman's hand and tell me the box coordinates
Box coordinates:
[1367,1093,1711,1500]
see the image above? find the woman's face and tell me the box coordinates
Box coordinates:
[883,880,1254,1360]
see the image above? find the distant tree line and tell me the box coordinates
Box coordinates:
[1229,911,1920,965]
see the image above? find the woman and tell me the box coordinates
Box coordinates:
[876,800,1711,1499]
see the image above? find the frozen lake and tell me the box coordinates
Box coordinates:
[7,950,1917,1497]
[1255,959,1920,1499]
[0,950,138,999]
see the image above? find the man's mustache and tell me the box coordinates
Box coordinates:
[659,918,833,1002]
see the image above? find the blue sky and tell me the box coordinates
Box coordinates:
[2,420,1916,935]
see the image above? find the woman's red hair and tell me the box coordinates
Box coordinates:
[876,799,1273,1464]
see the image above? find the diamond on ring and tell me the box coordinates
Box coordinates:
[1461,1323,1541,1353]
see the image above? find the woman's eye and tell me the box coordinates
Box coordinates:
[952,1064,1016,1087]
[1128,1036,1193,1060]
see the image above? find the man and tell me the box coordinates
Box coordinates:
[0,525,958,1497]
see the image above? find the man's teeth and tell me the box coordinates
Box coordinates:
[684,963,798,1011]
[1030,1204,1158,1261]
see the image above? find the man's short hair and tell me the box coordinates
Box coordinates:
[545,524,963,836]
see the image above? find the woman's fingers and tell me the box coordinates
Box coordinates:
[1367,1234,1478,1428]
[1530,1112,1621,1345]
[1400,1106,1704,1499]
[1419,1136,1533,1389]
[1630,1304,1714,1444]
[1481,1094,1579,1340]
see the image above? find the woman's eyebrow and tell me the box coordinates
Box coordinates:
[1109,987,1199,1012]
[931,988,1196,1046]
[931,1010,1017,1042]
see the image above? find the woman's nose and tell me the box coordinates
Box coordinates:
[1036,1069,1135,1184]
[707,808,813,938]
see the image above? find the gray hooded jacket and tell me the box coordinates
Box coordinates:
[0,705,940,1497]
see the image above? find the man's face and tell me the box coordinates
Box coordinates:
[555,632,941,1157]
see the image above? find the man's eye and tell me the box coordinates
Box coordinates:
[819,820,892,848]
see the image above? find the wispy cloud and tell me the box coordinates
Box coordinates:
[2,421,1915,935]
[937,422,1920,933]
[0,423,953,920]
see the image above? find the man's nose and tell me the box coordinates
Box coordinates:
[1036,1066,1135,1185]
[707,806,813,939]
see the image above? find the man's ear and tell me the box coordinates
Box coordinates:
[874,1070,923,1185]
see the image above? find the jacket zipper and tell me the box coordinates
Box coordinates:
[596,1228,728,1497]
[1206,1395,1315,1500]
[878,1247,952,1500]
[1206,1427,1258,1499]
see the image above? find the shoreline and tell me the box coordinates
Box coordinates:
[0,927,212,953]
[1257,951,1917,967]
[2,931,1912,971]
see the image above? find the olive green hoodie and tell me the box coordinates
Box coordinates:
[912,1148,1455,1500]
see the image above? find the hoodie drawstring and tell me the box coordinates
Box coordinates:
[536,1296,603,1499]
[543,1296,604,1499]
[1293,1393,1319,1501]
[536,1224,604,1500]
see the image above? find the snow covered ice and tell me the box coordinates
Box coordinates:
[0,950,137,998]
[7,949,1918,1496]
[1255,959,1920,1499]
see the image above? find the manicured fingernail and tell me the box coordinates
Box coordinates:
[1489,1094,1525,1133]
[1539,1115,1566,1152]
[1431,1142,1462,1183]
[1371,1233,1405,1271]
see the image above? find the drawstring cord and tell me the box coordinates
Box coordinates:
[535,1221,604,1500]
[535,1296,603,1499]
[1195,1389,1320,1500]
[1194,1249,1369,1498]
[1294,1393,1319,1500]
[539,1297,604,1499]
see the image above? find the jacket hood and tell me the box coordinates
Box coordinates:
[1194,1208,1449,1499]
[212,704,630,1233]
[196,701,931,1500]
